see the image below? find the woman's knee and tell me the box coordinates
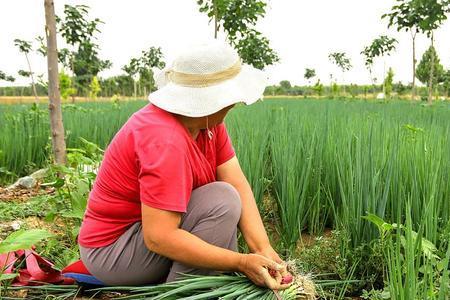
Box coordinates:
[214,181,241,218]
[191,181,242,221]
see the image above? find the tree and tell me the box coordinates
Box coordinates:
[304,68,316,85]
[89,76,101,100]
[18,70,32,77]
[57,4,111,94]
[412,0,449,104]
[122,58,139,99]
[123,47,165,99]
[59,71,77,101]
[44,0,67,165]
[0,71,15,82]
[361,36,397,97]
[384,67,395,99]
[416,46,445,99]
[383,0,422,101]
[304,68,316,97]
[279,80,292,95]
[331,82,340,98]
[100,75,134,97]
[72,41,112,89]
[328,52,352,95]
[197,0,229,38]
[232,29,279,70]
[14,39,39,103]
[313,79,324,97]
[196,0,279,70]
[198,0,264,38]
[442,70,450,99]
[140,47,165,95]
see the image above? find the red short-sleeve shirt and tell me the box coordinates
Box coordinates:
[78,104,235,248]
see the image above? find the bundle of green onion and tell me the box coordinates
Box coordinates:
[92,272,316,300]
[3,269,316,299]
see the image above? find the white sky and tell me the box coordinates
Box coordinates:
[1,0,449,87]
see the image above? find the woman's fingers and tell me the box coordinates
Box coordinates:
[278,263,288,275]
[260,256,283,271]
[260,267,280,290]
[279,282,293,289]
[241,254,293,290]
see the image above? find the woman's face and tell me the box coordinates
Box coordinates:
[207,104,235,127]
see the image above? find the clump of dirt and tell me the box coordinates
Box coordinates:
[0,186,55,202]
[23,216,66,236]
[0,216,68,242]
[3,290,28,299]
[297,228,334,250]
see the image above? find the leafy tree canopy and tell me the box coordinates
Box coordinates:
[18,70,32,78]
[196,0,279,69]
[0,71,15,82]
[13,39,32,53]
[328,52,352,72]
[361,36,397,68]
[56,4,111,87]
[416,46,445,85]
[304,68,316,80]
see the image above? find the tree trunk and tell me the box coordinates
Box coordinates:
[44,0,67,165]
[428,33,435,105]
[213,0,218,38]
[70,53,75,77]
[25,53,40,104]
[411,32,417,101]
[133,80,137,99]
[369,69,376,99]
[382,60,386,98]
[342,71,346,97]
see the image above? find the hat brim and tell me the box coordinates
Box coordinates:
[148,64,268,117]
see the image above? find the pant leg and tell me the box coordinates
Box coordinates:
[80,222,172,285]
[79,181,242,286]
[165,181,242,282]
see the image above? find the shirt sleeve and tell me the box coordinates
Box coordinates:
[137,142,193,212]
[215,123,236,167]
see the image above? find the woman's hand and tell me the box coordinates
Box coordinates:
[254,246,294,287]
[237,253,291,290]
[254,246,284,264]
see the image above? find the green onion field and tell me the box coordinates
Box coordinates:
[1,98,450,298]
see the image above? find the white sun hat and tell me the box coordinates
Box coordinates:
[148,39,269,117]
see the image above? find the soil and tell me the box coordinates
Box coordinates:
[0,186,55,202]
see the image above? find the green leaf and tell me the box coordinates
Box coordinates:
[0,229,53,254]
[410,231,439,260]
[0,273,18,281]
[362,214,385,230]
[381,223,394,232]
[41,178,65,188]
[44,212,57,222]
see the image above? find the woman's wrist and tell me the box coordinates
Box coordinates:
[254,245,283,264]
[235,252,247,273]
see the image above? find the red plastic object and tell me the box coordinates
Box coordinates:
[0,249,74,286]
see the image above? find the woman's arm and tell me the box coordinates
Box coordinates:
[142,204,242,270]
[216,156,275,255]
[141,204,285,288]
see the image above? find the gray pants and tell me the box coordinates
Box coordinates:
[79,182,242,286]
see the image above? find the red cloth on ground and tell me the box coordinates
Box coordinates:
[0,250,74,286]
[78,104,235,248]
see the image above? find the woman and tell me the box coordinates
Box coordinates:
[78,40,292,290]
